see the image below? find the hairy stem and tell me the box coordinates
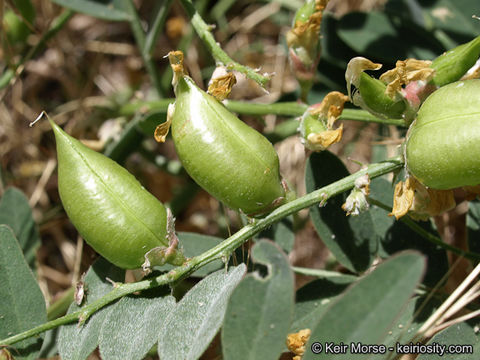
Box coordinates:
[0,157,403,346]
[119,99,407,127]
[178,0,271,87]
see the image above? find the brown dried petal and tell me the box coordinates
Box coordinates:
[380,59,434,98]
[306,124,343,151]
[286,329,312,356]
[310,91,349,128]
[345,57,382,100]
[208,72,237,101]
[154,103,174,143]
[410,184,456,221]
[390,177,456,220]
[168,50,186,85]
[389,177,415,219]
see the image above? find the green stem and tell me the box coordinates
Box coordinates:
[46,287,75,321]
[119,99,407,127]
[368,198,480,261]
[143,0,173,60]
[178,0,271,88]
[0,9,74,92]
[118,99,173,116]
[125,0,164,96]
[0,157,403,347]
[340,109,406,127]
[402,217,480,261]
[224,100,307,116]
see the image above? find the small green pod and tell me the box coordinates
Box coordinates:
[357,72,407,119]
[50,118,168,269]
[299,111,327,139]
[171,75,286,216]
[294,0,317,24]
[406,79,480,189]
[430,36,480,87]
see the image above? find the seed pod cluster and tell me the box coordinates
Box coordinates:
[406,79,480,190]
[50,118,169,269]
[167,53,286,216]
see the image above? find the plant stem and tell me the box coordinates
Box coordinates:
[143,0,173,60]
[223,100,307,116]
[0,157,403,346]
[119,99,407,127]
[402,217,480,261]
[368,198,480,261]
[47,287,75,321]
[178,0,271,88]
[0,9,74,93]
[125,0,164,96]
[340,109,406,127]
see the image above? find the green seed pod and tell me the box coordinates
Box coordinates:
[49,118,169,269]
[300,110,327,139]
[430,36,480,87]
[356,72,407,119]
[168,56,285,216]
[406,79,480,189]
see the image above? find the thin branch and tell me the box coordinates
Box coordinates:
[124,0,164,96]
[0,157,403,346]
[143,0,174,60]
[119,99,407,127]
[178,0,271,88]
[367,198,480,262]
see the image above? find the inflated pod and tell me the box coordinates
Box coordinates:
[406,79,480,189]
[50,118,168,269]
[170,65,286,216]
[430,36,480,87]
[357,72,407,119]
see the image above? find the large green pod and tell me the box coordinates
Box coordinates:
[406,79,480,189]
[50,119,168,269]
[171,75,286,216]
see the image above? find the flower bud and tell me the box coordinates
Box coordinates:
[299,91,348,151]
[286,0,328,100]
